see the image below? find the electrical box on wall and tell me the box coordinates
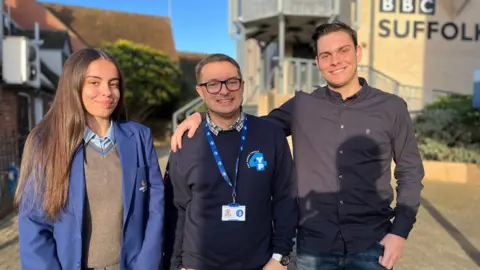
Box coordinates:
[2,36,41,89]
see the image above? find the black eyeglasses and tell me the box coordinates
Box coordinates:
[198,78,242,94]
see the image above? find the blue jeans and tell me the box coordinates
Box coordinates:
[296,242,387,270]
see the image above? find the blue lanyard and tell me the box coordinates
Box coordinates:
[205,115,248,203]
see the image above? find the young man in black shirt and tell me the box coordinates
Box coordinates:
[170,22,425,270]
[163,53,298,270]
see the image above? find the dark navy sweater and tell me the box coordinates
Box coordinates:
[164,114,298,270]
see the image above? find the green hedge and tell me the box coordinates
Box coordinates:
[414,94,480,164]
[417,138,480,164]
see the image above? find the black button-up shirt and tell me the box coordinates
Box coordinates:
[266,78,424,254]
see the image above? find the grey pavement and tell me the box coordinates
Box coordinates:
[0,212,19,270]
[0,147,479,269]
[157,146,169,172]
[398,181,480,270]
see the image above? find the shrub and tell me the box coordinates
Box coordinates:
[417,138,480,164]
[414,94,480,164]
[101,40,182,122]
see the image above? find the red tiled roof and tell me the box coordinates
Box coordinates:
[42,3,178,61]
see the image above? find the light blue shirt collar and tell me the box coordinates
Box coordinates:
[84,120,116,150]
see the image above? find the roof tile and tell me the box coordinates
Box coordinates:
[42,3,178,61]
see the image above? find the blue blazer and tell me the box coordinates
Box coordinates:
[17,121,165,270]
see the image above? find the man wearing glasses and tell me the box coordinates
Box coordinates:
[170,21,425,270]
[163,53,298,270]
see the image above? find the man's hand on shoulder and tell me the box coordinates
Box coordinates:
[263,258,287,270]
[379,233,405,269]
[170,112,203,152]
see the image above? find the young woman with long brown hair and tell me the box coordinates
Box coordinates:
[15,48,165,270]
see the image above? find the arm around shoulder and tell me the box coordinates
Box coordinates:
[171,112,205,152]
[264,96,295,136]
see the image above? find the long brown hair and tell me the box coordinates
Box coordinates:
[14,48,126,219]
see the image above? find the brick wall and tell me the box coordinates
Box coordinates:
[0,87,55,218]
[0,88,18,134]
[0,88,18,214]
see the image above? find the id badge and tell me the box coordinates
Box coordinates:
[221,203,246,221]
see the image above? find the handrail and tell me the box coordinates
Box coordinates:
[186,101,206,118]
[358,65,401,86]
[172,96,203,132]
[266,58,424,109]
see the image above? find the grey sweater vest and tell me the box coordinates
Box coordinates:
[82,144,123,268]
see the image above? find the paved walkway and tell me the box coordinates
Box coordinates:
[399,181,480,270]
[0,212,19,269]
[1,149,479,269]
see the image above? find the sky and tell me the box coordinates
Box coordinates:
[38,0,237,58]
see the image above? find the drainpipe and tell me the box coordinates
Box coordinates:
[0,0,3,102]
[236,23,246,78]
[229,0,247,102]
[277,0,285,94]
[368,0,376,86]
[236,23,247,104]
[354,0,361,30]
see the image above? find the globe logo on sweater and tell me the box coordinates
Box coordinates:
[247,151,267,171]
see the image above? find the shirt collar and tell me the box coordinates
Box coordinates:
[325,77,370,105]
[206,108,245,136]
[84,120,116,145]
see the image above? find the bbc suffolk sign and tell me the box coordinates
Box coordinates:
[378,0,479,41]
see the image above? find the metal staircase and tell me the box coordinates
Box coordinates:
[171,0,424,130]
[172,0,344,130]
